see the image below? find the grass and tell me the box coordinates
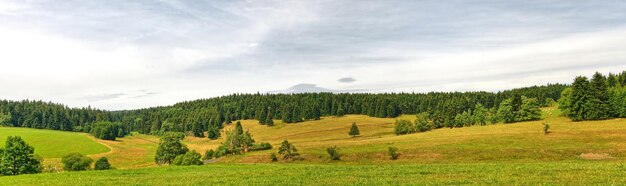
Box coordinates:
[3,107,626,184]
[2,162,626,185]
[0,127,109,158]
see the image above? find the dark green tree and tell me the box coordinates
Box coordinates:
[94,157,111,170]
[348,122,360,137]
[570,76,593,121]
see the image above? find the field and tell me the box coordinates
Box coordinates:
[2,107,626,184]
[0,127,109,158]
[2,162,626,185]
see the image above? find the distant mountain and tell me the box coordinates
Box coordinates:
[269,84,333,94]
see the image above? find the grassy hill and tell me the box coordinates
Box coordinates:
[2,107,626,184]
[0,127,109,158]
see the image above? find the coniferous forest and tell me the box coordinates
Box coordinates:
[1,71,625,140]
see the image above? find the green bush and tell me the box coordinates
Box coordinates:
[394,119,413,135]
[270,153,278,162]
[326,146,341,161]
[388,147,399,160]
[204,149,214,160]
[94,157,111,170]
[61,153,93,171]
[173,150,203,166]
[251,142,272,151]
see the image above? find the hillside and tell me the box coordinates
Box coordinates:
[2,107,626,184]
[0,127,109,158]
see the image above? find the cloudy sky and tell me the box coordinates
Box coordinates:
[1,0,626,110]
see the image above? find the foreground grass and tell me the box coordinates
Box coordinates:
[0,127,109,158]
[3,162,626,185]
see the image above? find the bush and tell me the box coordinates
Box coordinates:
[278,140,300,160]
[543,123,551,135]
[94,157,111,170]
[204,149,215,160]
[270,153,278,162]
[326,146,341,161]
[388,147,399,160]
[251,142,272,151]
[173,150,203,166]
[62,153,93,171]
[394,119,413,135]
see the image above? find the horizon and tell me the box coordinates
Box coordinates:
[1,0,626,110]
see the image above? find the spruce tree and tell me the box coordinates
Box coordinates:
[570,76,592,121]
[348,122,360,137]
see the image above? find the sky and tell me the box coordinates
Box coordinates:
[1,0,626,110]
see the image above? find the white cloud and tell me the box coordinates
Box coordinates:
[0,1,625,110]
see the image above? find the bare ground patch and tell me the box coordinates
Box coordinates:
[579,153,616,160]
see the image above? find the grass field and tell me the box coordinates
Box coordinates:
[0,127,109,158]
[2,107,626,184]
[2,162,626,185]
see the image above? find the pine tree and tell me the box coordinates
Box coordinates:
[570,76,592,121]
[588,72,611,120]
[348,122,360,137]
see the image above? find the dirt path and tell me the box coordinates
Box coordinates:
[83,134,116,158]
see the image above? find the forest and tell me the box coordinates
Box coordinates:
[0,71,624,140]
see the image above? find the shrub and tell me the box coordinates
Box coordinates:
[173,150,203,166]
[61,153,93,171]
[204,149,215,160]
[270,153,278,162]
[278,140,300,160]
[394,119,413,135]
[251,142,273,151]
[94,157,111,170]
[326,146,341,161]
[388,146,399,160]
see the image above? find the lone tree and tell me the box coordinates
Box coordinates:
[278,140,299,160]
[61,153,93,171]
[155,132,189,165]
[348,122,360,137]
[0,136,41,175]
[94,157,111,170]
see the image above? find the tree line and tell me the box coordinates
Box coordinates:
[0,84,568,139]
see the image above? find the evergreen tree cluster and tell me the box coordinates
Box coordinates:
[0,84,567,139]
[559,71,626,121]
[89,121,128,140]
